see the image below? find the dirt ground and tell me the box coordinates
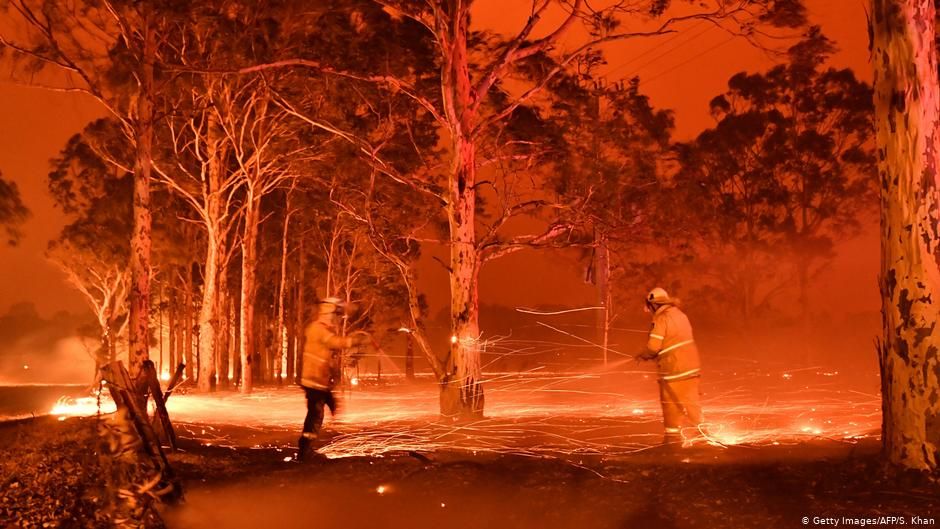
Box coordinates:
[0,373,940,529]
[160,425,939,529]
[0,419,940,529]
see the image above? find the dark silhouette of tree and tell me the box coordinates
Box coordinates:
[47,119,132,370]
[676,30,874,321]
[0,171,28,246]
[0,0,188,379]
[548,67,675,364]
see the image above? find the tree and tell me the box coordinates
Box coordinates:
[47,119,133,369]
[216,77,308,393]
[871,0,940,472]
[675,30,874,321]
[156,77,242,391]
[0,0,186,379]
[0,171,28,245]
[549,70,675,364]
[254,0,806,418]
[48,188,132,370]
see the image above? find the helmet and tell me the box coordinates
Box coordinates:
[646,287,671,305]
[318,297,345,315]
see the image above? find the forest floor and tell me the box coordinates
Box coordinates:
[161,423,940,529]
[3,375,940,529]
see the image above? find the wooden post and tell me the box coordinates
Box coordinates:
[144,360,177,450]
[101,361,183,502]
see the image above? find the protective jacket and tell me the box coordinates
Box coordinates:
[300,319,353,390]
[646,304,701,382]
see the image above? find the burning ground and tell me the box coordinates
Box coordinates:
[7,368,934,528]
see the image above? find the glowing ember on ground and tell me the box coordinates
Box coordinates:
[51,395,115,418]
[46,370,881,460]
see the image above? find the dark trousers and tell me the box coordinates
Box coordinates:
[298,387,336,460]
[301,387,337,436]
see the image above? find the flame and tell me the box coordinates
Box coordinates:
[51,395,116,418]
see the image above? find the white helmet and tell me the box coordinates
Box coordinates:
[646,287,671,305]
[318,297,345,315]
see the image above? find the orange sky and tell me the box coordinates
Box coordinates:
[0,0,877,319]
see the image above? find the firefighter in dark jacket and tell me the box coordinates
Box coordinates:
[636,287,704,444]
[297,297,369,461]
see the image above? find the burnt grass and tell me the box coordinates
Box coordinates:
[3,417,939,529]
[1,417,120,529]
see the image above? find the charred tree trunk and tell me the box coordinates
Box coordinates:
[239,194,260,393]
[128,12,155,380]
[872,0,940,471]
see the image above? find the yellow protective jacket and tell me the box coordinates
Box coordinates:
[646,304,701,382]
[300,319,353,390]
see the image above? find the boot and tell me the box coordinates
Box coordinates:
[297,432,317,462]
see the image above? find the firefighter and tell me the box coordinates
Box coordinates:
[297,297,369,461]
[635,287,704,445]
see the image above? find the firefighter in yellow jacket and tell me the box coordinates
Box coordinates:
[297,297,369,461]
[636,287,704,444]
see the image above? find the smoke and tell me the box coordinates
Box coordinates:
[0,302,97,386]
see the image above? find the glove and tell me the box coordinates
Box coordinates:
[636,350,657,362]
[351,332,371,346]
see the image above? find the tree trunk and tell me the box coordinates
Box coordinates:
[438,10,484,419]
[286,279,296,384]
[158,282,164,376]
[405,334,414,380]
[168,289,177,375]
[441,134,484,419]
[257,311,267,384]
[276,205,292,384]
[218,259,230,389]
[293,237,306,384]
[217,285,229,389]
[183,265,194,380]
[128,12,155,380]
[239,194,260,393]
[229,287,238,388]
[596,231,611,367]
[196,145,222,391]
[872,0,940,471]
